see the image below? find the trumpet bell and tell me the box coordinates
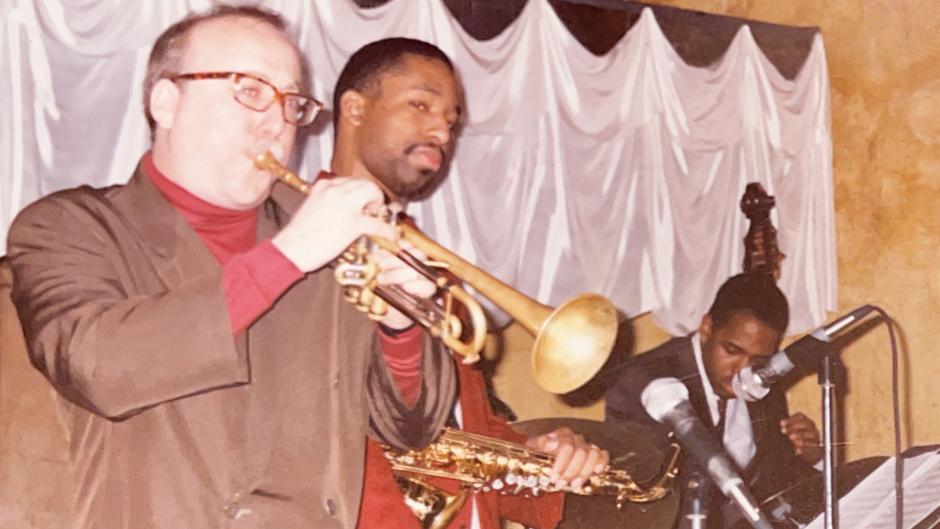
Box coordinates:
[532,293,619,394]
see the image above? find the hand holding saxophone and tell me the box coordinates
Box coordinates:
[386,426,679,523]
[526,427,610,490]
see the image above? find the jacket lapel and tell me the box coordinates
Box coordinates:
[672,341,717,433]
[743,399,773,474]
[110,161,222,288]
[113,160,250,374]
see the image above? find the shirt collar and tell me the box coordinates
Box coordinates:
[692,331,723,427]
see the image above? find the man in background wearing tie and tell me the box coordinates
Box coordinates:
[605,273,822,528]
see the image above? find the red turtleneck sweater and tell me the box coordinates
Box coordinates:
[144,152,422,405]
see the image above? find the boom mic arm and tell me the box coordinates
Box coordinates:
[734,304,875,401]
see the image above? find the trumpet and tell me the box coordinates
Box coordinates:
[254,150,619,394]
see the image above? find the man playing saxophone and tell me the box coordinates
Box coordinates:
[317,38,611,529]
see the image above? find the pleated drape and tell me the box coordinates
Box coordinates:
[0,0,835,335]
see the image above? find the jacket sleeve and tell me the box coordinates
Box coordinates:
[459,363,564,529]
[603,354,675,453]
[6,192,249,420]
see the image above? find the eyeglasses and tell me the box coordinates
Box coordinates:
[165,71,323,127]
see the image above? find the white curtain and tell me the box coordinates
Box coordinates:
[0,0,836,335]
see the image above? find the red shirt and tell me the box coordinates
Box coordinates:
[144,154,423,403]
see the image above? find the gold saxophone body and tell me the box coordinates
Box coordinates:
[384,427,681,529]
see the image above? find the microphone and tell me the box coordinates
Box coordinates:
[733,304,875,402]
[642,378,774,529]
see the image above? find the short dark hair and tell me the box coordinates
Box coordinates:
[332,38,455,128]
[707,273,789,337]
[143,5,294,131]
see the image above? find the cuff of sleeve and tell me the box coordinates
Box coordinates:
[250,239,304,302]
[378,325,423,368]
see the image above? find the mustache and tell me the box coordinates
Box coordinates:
[404,142,444,161]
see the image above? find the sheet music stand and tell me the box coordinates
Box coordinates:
[806,445,940,529]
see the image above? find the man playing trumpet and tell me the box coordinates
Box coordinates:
[6,6,458,529]
[6,6,608,529]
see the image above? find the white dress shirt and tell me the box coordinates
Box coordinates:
[691,333,756,470]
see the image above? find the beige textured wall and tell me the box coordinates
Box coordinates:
[0,272,73,528]
[493,0,940,463]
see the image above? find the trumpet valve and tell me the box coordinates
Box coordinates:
[368,296,389,321]
[343,286,360,304]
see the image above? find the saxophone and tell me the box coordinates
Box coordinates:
[384,427,681,529]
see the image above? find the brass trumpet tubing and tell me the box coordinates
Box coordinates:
[397,223,554,331]
[399,223,620,393]
[255,149,619,393]
[255,152,312,194]
[254,151,487,363]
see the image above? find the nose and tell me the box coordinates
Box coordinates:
[258,101,289,138]
[425,113,451,146]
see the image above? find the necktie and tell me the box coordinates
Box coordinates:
[716,398,728,433]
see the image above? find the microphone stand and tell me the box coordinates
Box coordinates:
[820,352,840,529]
[683,470,710,529]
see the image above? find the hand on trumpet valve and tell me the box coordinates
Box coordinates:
[271,176,396,273]
[373,241,438,331]
[525,427,610,491]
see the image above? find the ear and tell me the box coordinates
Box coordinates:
[149,78,181,130]
[338,90,368,128]
[699,314,713,343]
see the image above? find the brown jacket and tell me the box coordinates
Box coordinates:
[6,160,455,529]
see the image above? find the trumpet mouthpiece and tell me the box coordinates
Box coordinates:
[267,143,285,160]
[252,145,311,195]
[252,143,284,169]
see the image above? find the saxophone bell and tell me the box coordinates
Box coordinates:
[394,475,471,529]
